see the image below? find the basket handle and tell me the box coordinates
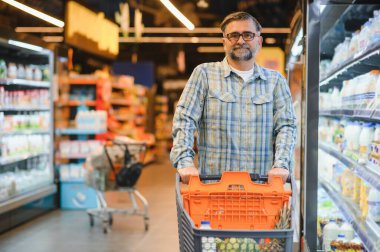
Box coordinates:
[199,173,291,183]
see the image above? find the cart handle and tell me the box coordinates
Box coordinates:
[198,174,291,183]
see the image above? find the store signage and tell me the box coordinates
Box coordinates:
[256,47,285,77]
[65,1,119,59]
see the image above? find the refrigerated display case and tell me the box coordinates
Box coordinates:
[0,27,56,232]
[304,2,380,251]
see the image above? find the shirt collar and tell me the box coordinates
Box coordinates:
[222,57,267,81]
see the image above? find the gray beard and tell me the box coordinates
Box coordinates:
[229,46,256,61]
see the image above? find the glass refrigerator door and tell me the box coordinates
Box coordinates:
[305,2,380,251]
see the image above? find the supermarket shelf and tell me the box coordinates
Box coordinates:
[0,106,50,111]
[0,129,50,136]
[56,101,96,107]
[0,78,50,88]
[0,152,49,166]
[56,154,89,159]
[0,184,56,215]
[319,109,380,122]
[112,84,129,90]
[320,4,378,57]
[320,42,380,88]
[110,99,131,106]
[69,79,97,85]
[55,128,106,135]
[319,142,380,191]
[320,178,380,251]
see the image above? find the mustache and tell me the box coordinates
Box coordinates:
[233,45,250,50]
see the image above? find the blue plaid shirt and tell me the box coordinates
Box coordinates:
[170,58,296,175]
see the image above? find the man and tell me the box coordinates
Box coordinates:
[170,12,296,184]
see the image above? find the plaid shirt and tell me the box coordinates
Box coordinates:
[170,58,296,175]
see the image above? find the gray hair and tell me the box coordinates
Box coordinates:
[220,12,262,34]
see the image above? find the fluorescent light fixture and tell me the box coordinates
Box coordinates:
[119,36,221,43]
[265,37,276,44]
[1,0,64,27]
[42,36,64,43]
[197,46,224,53]
[15,27,63,33]
[291,28,303,56]
[127,27,290,34]
[8,39,44,52]
[159,0,195,30]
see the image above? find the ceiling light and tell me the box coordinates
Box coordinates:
[265,37,276,44]
[159,0,194,30]
[119,36,222,43]
[1,0,64,27]
[8,39,44,52]
[42,36,64,43]
[197,46,224,53]
[197,0,209,9]
[15,27,63,33]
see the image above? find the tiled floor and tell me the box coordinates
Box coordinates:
[0,156,180,252]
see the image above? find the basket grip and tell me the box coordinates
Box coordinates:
[199,174,291,183]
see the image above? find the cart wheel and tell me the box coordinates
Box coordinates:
[108,213,113,226]
[144,223,149,231]
[103,227,108,234]
[88,214,94,227]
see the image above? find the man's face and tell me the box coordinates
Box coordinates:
[222,20,262,62]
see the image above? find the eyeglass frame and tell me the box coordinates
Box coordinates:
[223,31,260,43]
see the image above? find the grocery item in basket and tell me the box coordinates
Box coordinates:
[216,238,261,252]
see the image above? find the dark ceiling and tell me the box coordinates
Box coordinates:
[0,0,299,76]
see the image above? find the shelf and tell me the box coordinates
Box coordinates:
[319,109,380,122]
[0,106,50,112]
[56,101,96,107]
[0,129,50,136]
[0,152,49,166]
[319,178,380,252]
[56,153,89,159]
[0,184,56,215]
[320,4,378,58]
[320,42,380,88]
[69,79,97,85]
[55,128,106,135]
[0,78,50,88]
[110,99,131,106]
[319,142,380,191]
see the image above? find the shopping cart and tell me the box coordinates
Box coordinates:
[176,172,296,252]
[85,136,149,234]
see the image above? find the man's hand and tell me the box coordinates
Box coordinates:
[177,167,199,184]
[268,167,289,184]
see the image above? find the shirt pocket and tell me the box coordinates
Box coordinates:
[205,90,236,122]
[249,93,273,118]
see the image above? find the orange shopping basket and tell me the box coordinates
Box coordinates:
[176,171,295,252]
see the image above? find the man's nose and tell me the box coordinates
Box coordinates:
[236,35,246,44]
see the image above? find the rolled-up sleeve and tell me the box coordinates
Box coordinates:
[170,66,207,169]
[272,74,297,171]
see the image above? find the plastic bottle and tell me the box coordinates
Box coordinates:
[323,219,340,251]
[199,220,216,252]
[367,187,380,222]
[358,122,375,164]
[339,222,355,241]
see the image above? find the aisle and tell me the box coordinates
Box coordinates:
[0,156,179,252]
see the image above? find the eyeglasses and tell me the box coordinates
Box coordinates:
[224,32,258,43]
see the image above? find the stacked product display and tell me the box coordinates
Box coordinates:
[55,76,107,209]
[154,95,172,155]
[108,76,156,164]
[0,28,56,232]
[317,4,380,251]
